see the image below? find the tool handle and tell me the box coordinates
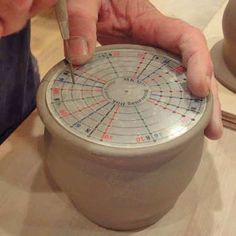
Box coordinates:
[55,0,70,40]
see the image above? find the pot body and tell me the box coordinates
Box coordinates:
[222,0,236,76]
[45,129,204,230]
[37,45,212,231]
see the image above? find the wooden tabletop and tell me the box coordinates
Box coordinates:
[0,111,236,236]
[1,1,236,235]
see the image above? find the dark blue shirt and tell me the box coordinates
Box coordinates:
[0,23,39,143]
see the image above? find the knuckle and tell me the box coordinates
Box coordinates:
[188,26,206,42]
[169,18,206,42]
[14,0,32,12]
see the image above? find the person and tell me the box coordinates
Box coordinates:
[0,0,223,143]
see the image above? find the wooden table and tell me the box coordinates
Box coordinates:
[1,1,236,235]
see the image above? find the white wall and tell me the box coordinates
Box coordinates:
[150,0,227,29]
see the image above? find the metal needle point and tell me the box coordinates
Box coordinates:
[65,40,75,84]
[55,0,75,84]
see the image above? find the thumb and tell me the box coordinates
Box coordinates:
[131,11,211,97]
[67,0,101,65]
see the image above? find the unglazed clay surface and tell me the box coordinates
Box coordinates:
[44,130,205,230]
[211,0,236,92]
[37,45,212,231]
[222,0,236,76]
[2,2,235,235]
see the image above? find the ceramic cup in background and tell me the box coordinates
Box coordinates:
[211,0,236,93]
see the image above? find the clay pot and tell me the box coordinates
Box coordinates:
[37,45,212,231]
[42,127,208,231]
[222,0,236,76]
[211,0,236,92]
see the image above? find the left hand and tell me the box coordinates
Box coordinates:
[67,0,223,140]
[0,0,57,36]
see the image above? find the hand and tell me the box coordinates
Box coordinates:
[0,0,56,36]
[67,0,223,140]
[0,0,222,139]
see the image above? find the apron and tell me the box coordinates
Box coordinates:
[0,23,39,143]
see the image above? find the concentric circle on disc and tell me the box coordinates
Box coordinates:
[46,45,207,148]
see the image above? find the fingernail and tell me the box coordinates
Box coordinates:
[77,37,89,56]
[216,117,224,138]
[201,75,211,96]
[70,36,88,56]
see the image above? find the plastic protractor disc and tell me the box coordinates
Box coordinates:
[46,45,207,148]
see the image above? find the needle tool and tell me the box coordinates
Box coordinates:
[55,0,75,84]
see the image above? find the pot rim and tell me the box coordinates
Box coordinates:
[37,44,213,159]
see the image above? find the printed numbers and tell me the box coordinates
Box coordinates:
[52,87,60,94]
[136,135,145,143]
[153,133,161,139]
[136,134,157,143]
[102,134,112,141]
[97,52,112,59]
[112,51,120,57]
[53,98,61,106]
[59,109,70,117]
[162,58,170,64]
[75,123,81,128]
[85,128,91,133]
[137,52,146,59]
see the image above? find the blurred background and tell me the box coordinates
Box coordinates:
[31,0,226,78]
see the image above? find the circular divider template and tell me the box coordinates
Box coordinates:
[46,46,206,148]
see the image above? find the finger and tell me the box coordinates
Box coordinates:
[0,0,30,36]
[178,26,212,97]
[67,0,101,65]
[204,76,223,139]
[97,0,159,45]
[131,11,211,97]
[0,0,56,36]
[130,9,222,139]
[30,0,57,16]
